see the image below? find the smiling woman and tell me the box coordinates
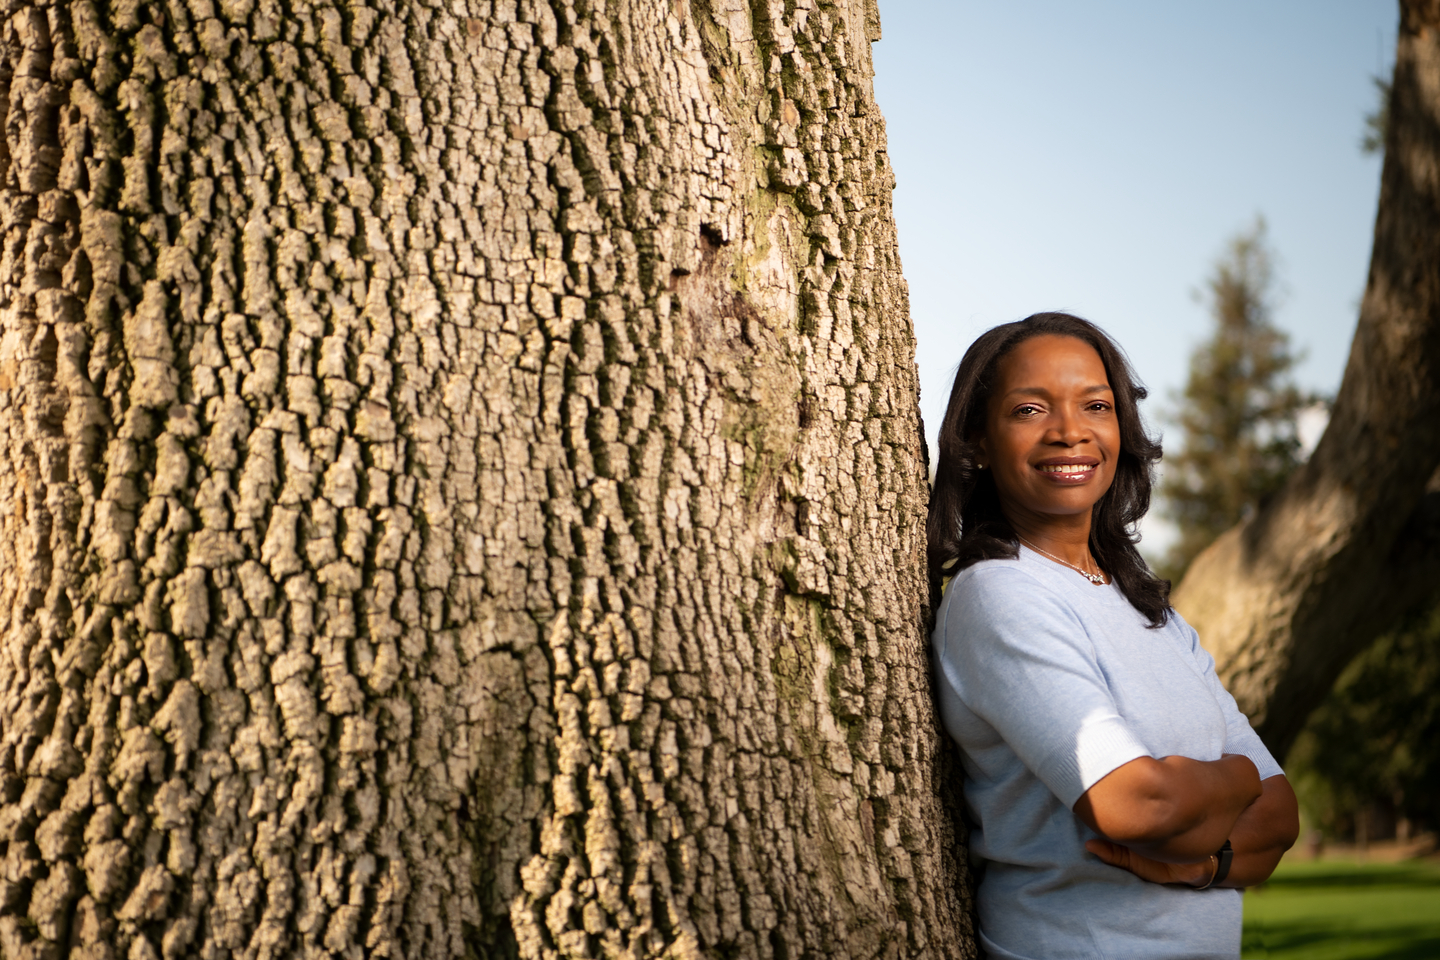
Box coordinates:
[928,312,1168,624]
[974,334,1122,582]
[926,313,1299,960]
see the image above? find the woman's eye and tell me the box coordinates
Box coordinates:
[1088,402,1110,412]
[1015,404,1042,417]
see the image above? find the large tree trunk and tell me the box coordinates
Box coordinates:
[1173,0,1440,762]
[0,0,974,958]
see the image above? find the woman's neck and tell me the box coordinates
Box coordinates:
[1008,514,1095,569]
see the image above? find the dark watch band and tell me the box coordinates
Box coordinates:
[1212,840,1234,886]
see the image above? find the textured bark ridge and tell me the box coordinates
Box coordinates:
[0,0,973,957]
[1174,0,1440,760]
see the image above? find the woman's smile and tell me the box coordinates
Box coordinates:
[1035,458,1100,482]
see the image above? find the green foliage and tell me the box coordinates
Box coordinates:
[1286,607,1440,839]
[1361,74,1391,157]
[1158,218,1315,582]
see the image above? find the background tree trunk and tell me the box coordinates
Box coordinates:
[1172,0,1440,762]
[0,0,974,958]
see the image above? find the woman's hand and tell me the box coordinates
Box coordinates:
[1084,839,1213,887]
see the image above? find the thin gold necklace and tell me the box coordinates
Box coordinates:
[1017,535,1107,585]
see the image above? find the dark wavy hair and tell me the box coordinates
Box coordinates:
[926,312,1171,627]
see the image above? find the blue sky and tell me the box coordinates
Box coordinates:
[871,0,1396,554]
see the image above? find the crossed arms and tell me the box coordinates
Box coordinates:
[1074,754,1300,888]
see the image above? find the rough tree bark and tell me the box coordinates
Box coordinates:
[1173,0,1440,762]
[0,0,974,958]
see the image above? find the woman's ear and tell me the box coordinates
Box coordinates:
[973,436,989,471]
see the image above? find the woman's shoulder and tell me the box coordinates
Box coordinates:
[942,556,1076,621]
[946,554,1066,597]
[936,557,1097,661]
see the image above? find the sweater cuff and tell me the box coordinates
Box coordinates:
[1043,713,1153,810]
[1229,736,1284,782]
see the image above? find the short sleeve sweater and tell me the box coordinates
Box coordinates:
[931,546,1282,960]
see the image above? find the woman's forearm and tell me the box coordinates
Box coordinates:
[1074,754,1262,862]
[1118,755,1261,862]
[1216,774,1299,887]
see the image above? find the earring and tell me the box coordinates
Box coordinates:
[977,462,987,470]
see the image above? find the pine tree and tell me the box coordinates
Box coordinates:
[1159,219,1313,582]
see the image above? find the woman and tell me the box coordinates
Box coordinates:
[927,313,1299,960]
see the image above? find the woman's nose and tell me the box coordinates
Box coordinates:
[1046,409,1087,446]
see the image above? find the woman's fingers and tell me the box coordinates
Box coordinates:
[1086,839,1154,879]
[1084,839,1129,868]
[1085,839,1202,886]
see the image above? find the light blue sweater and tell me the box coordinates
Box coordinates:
[932,547,1282,960]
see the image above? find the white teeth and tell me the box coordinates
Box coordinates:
[1039,464,1091,474]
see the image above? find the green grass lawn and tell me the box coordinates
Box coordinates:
[1242,858,1440,959]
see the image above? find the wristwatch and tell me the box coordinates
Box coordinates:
[1213,839,1234,885]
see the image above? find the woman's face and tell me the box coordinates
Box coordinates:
[976,335,1121,529]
